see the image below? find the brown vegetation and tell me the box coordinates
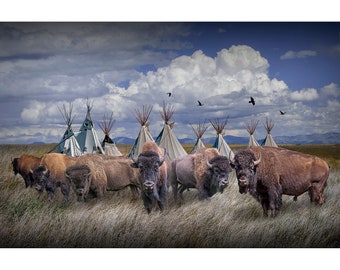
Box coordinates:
[0,143,339,247]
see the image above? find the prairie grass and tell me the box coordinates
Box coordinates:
[0,144,339,248]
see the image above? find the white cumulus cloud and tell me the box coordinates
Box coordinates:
[290,88,319,101]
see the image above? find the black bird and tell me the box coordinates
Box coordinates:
[166,92,172,97]
[249,97,255,106]
[197,100,203,106]
[280,110,286,115]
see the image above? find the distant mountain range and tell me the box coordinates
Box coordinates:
[114,132,340,145]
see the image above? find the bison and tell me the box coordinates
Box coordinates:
[12,154,41,188]
[131,141,168,213]
[230,146,329,217]
[169,148,231,200]
[65,163,107,201]
[32,153,77,201]
[66,154,140,201]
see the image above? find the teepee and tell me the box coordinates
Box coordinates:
[155,102,187,160]
[262,118,278,147]
[76,99,105,154]
[210,118,234,159]
[54,103,82,156]
[246,119,260,147]
[190,121,208,154]
[127,105,154,159]
[98,112,123,157]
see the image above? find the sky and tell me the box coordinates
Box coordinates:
[0,22,339,144]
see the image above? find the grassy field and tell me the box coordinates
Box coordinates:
[0,143,339,248]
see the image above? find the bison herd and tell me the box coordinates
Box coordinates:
[12,142,329,217]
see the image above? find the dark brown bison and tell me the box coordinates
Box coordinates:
[65,163,107,201]
[131,141,168,213]
[32,153,77,201]
[169,148,231,200]
[12,154,41,188]
[230,146,329,217]
[66,154,140,201]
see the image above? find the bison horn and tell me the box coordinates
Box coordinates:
[159,148,167,165]
[206,158,213,168]
[132,156,138,164]
[253,153,261,166]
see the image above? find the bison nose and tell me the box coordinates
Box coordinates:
[219,178,229,187]
[143,181,154,191]
[239,176,248,187]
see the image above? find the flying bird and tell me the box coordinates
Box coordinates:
[197,100,204,106]
[166,92,172,97]
[280,110,286,115]
[249,97,255,106]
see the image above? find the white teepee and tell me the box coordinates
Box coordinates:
[54,103,82,157]
[98,112,123,157]
[155,102,187,160]
[76,99,105,154]
[210,118,234,159]
[263,117,278,147]
[127,105,154,158]
[246,119,260,147]
[190,121,208,154]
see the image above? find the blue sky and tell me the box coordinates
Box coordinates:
[0,22,339,144]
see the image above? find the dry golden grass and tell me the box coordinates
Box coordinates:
[0,144,339,247]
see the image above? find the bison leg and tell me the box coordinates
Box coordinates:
[309,183,326,205]
[171,181,179,201]
[142,192,153,214]
[157,184,168,212]
[267,187,282,217]
[60,182,70,202]
[129,185,140,200]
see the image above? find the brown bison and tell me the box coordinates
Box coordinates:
[32,153,77,201]
[12,154,41,188]
[131,141,168,213]
[169,148,231,200]
[65,163,107,201]
[65,154,140,201]
[230,146,329,217]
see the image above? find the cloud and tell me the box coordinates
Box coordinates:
[290,88,319,101]
[280,50,317,60]
[321,82,340,97]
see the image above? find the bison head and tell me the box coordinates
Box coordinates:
[32,165,57,201]
[131,150,166,199]
[65,165,91,202]
[31,166,50,194]
[11,158,19,175]
[206,156,231,195]
[230,149,261,194]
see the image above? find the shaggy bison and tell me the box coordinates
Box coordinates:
[169,148,231,200]
[131,141,168,213]
[230,146,329,217]
[66,154,140,201]
[65,163,107,201]
[12,154,41,188]
[32,153,77,201]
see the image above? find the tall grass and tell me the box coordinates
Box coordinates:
[0,144,339,247]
